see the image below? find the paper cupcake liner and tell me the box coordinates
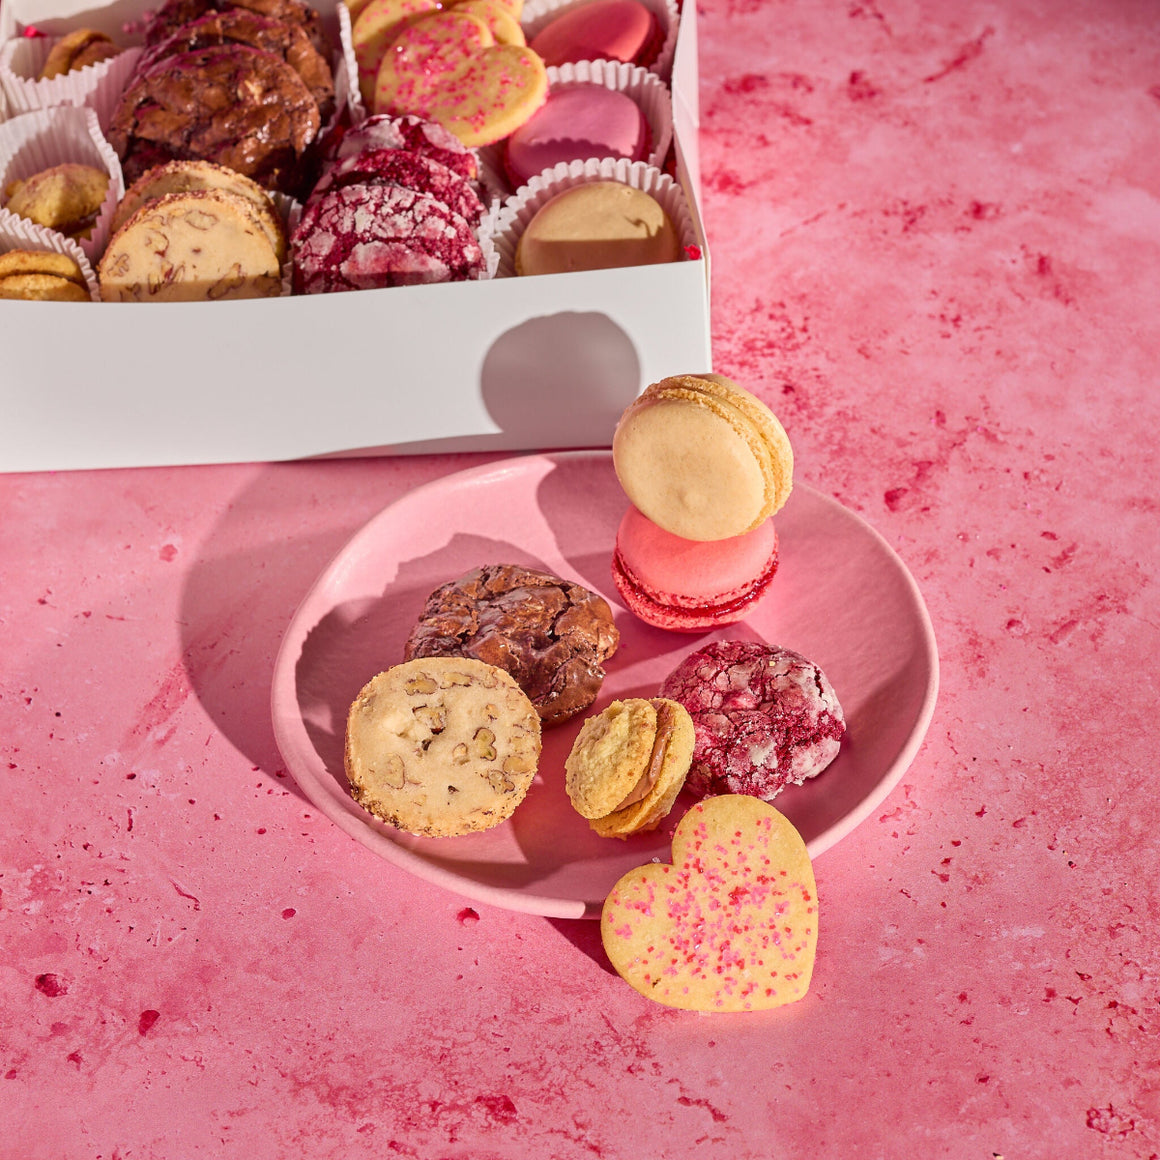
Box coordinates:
[0,105,125,262]
[0,37,142,133]
[0,212,100,300]
[492,155,695,278]
[477,59,672,198]
[334,2,367,124]
[521,0,679,84]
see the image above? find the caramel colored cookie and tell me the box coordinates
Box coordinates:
[373,10,547,147]
[0,248,88,284]
[4,163,109,240]
[0,253,91,301]
[98,188,282,302]
[601,796,819,1011]
[345,657,542,837]
[39,29,121,79]
[112,159,287,263]
[514,181,679,277]
[565,697,693,837]
[612,373,794,542]
[404,564,620,727]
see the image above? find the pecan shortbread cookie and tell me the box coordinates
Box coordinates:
[344,657,542,837]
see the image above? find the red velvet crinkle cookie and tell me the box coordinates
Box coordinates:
[309,148,484,225]
[658,640,845,802]
[289,182,484,293]
[325,114,479,182]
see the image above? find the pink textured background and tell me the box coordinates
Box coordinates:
[2,0,1158,1155]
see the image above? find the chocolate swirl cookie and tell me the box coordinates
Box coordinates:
[108,43,321,192]
[404,564,620,727]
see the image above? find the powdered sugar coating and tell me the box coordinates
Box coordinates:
[658,640,845,801]
[289,182,483,293]
[310,148,484,225]
[327,114,478,182]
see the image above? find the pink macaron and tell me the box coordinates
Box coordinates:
[610,505,780,632]
[529,0,663,69]
[504,85,650,187]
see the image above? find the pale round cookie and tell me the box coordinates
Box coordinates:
[345,657,542,837]
[5,163,110,239]
[612,373,794,542]
[514,181,679,277]
[112,160,287,262]
[98,188,282,302]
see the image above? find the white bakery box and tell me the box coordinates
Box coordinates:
[0,0,711,472]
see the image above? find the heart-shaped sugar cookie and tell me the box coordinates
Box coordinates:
[373,10,547,146]
[600,795,818,1012]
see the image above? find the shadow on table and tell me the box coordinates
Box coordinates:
[175,456,497,804]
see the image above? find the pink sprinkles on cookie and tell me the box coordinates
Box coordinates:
[600,798,818,1011]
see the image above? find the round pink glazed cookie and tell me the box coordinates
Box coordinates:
[325,114,479,182]
[529,0,662,68]
[289,182,483,293]
[504,85,649,187]
[611,505,779,631]
[658,640,845,801]
[309,148,485,224]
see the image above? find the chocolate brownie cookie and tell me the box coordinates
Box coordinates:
[142,0,328,55]
[403,564,620,727]
[109,44,321,192]
[659,640,845,802]
[137,9,335,122]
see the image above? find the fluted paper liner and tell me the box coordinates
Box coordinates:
[0,36,142,132]
[0,210,100,300]
[0,105,124,262]
[521,0,679,84]
[476,59,672,197]
[491,156,695,278]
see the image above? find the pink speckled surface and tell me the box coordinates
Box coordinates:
[2,0,1159,1155]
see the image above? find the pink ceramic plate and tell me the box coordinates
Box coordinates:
[271,451,939,919]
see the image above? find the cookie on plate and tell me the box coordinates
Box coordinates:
[344,657,542,837]
[601,795,819,1011]
[403,564,620,727]
[98,188,283,302]
[658,639,845,802]
[565,697,693,837]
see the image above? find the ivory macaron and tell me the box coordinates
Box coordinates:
[612,373,794,542]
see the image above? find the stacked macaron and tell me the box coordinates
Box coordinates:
[609,373,794,630]
[290,113,487,293]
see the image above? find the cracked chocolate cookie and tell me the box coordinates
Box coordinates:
[344,657,542,837]
[108,43,321,192]
[403,564,620,727]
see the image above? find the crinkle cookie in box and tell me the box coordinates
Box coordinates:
[0,0,710,472]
